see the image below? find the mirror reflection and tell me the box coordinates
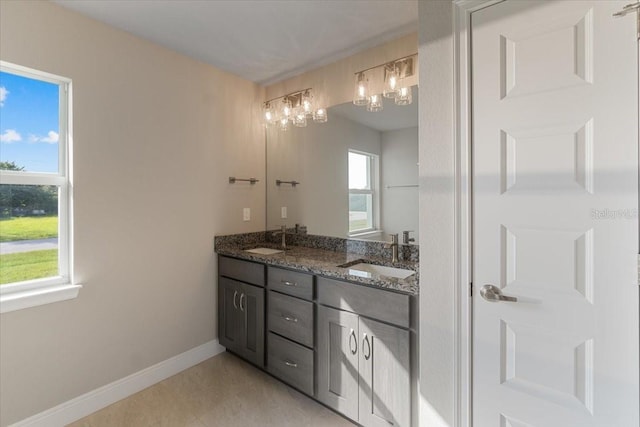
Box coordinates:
[266,86,418,243]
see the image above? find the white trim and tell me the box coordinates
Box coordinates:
[0,283,81,314]
[9,340,226,427]
[453,1,502,426]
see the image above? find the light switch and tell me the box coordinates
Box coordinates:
[281,207,287,219]
[243,208,250,221]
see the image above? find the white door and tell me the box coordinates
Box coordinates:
[472,1,639,426]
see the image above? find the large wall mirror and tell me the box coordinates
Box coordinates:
[266,86,418,243]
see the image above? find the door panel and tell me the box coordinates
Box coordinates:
[218,277,240,351]
[240,283,264,367]
[358,317,410,427]
[316,305,359,422]
[472,1,638,426]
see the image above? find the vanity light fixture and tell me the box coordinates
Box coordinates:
[352,53,417,110]
[263,88,328,131]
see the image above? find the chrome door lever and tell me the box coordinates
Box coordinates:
[480,284,517,302]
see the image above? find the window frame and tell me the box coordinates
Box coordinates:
[0,61,79,313]
[348,149,380,236]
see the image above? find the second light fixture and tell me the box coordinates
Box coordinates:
[353,53,416,112]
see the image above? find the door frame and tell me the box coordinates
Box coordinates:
[451,1,502,426]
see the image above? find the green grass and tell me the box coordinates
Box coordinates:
[0,249,58,285]
[0,216,58,242]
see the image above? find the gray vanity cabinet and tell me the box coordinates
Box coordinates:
[218,257,265,368]
[317,277,411,427]
[217,255,413,425]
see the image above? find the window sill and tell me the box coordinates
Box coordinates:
[0,283,82,314]
[349,229,384,238]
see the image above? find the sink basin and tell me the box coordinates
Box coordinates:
[342,262,415,280]
[244,247,284,255]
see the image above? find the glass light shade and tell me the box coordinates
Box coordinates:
[395,86,412,106]
[278,116,289,131]
[263,103,276,125]
[302,91,314,117]
[293,109,307,127]
[353,72,369,106]
[367,94,383,112]
[383,65,398,99]
[281,99,292,119]
[313,107,328,123]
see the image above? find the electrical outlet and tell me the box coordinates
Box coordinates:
[281,207,287,219]
[243,208,250,221]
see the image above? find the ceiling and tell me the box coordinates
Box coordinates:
[54,0,418,86]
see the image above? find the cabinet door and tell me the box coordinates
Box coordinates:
[218,277,241,352]
[239,283,265,368]
[316,305,360,422]
[358,317,410,427]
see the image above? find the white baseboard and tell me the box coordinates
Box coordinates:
[10,340,225,427]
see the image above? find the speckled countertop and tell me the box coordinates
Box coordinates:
[216,242,419,295]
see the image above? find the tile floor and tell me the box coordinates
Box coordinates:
[68,351,355,427]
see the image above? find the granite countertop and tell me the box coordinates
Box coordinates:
[216,243,419,295]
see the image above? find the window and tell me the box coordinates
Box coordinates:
[0,61,78,313]
[348,150,379,234]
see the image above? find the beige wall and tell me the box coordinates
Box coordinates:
[0,1,264,425]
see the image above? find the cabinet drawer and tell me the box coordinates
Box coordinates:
[219,256,265,287]
[317,277,410,328]
[268,332,314,396]
[268,291,314,347]
[267,266,313,300]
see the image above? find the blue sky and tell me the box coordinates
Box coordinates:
[0,71,60,173]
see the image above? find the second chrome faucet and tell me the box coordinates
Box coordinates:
[272,225,287,249]
[387,233,399,263]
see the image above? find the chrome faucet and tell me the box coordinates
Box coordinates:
[387,233,399,263]
[272,225,287,249]
[402,230,415,244]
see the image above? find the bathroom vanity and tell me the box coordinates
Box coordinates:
[216,236,418,427]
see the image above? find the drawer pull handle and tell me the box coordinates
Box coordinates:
[349,329,357,355]
[282,315,298,323]
[281,280,298,287]
[239,293,245,312]
[233,291,238,310]
[363,333,371,360]
[284,360,298,368]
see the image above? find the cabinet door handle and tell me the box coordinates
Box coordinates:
[233,290,238,310]
[281,280,297,287]
[363,333,371,360]
[349,329,357,355]
[239,293,245,312]
[281,314,298,323]
[284,360,298,368]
